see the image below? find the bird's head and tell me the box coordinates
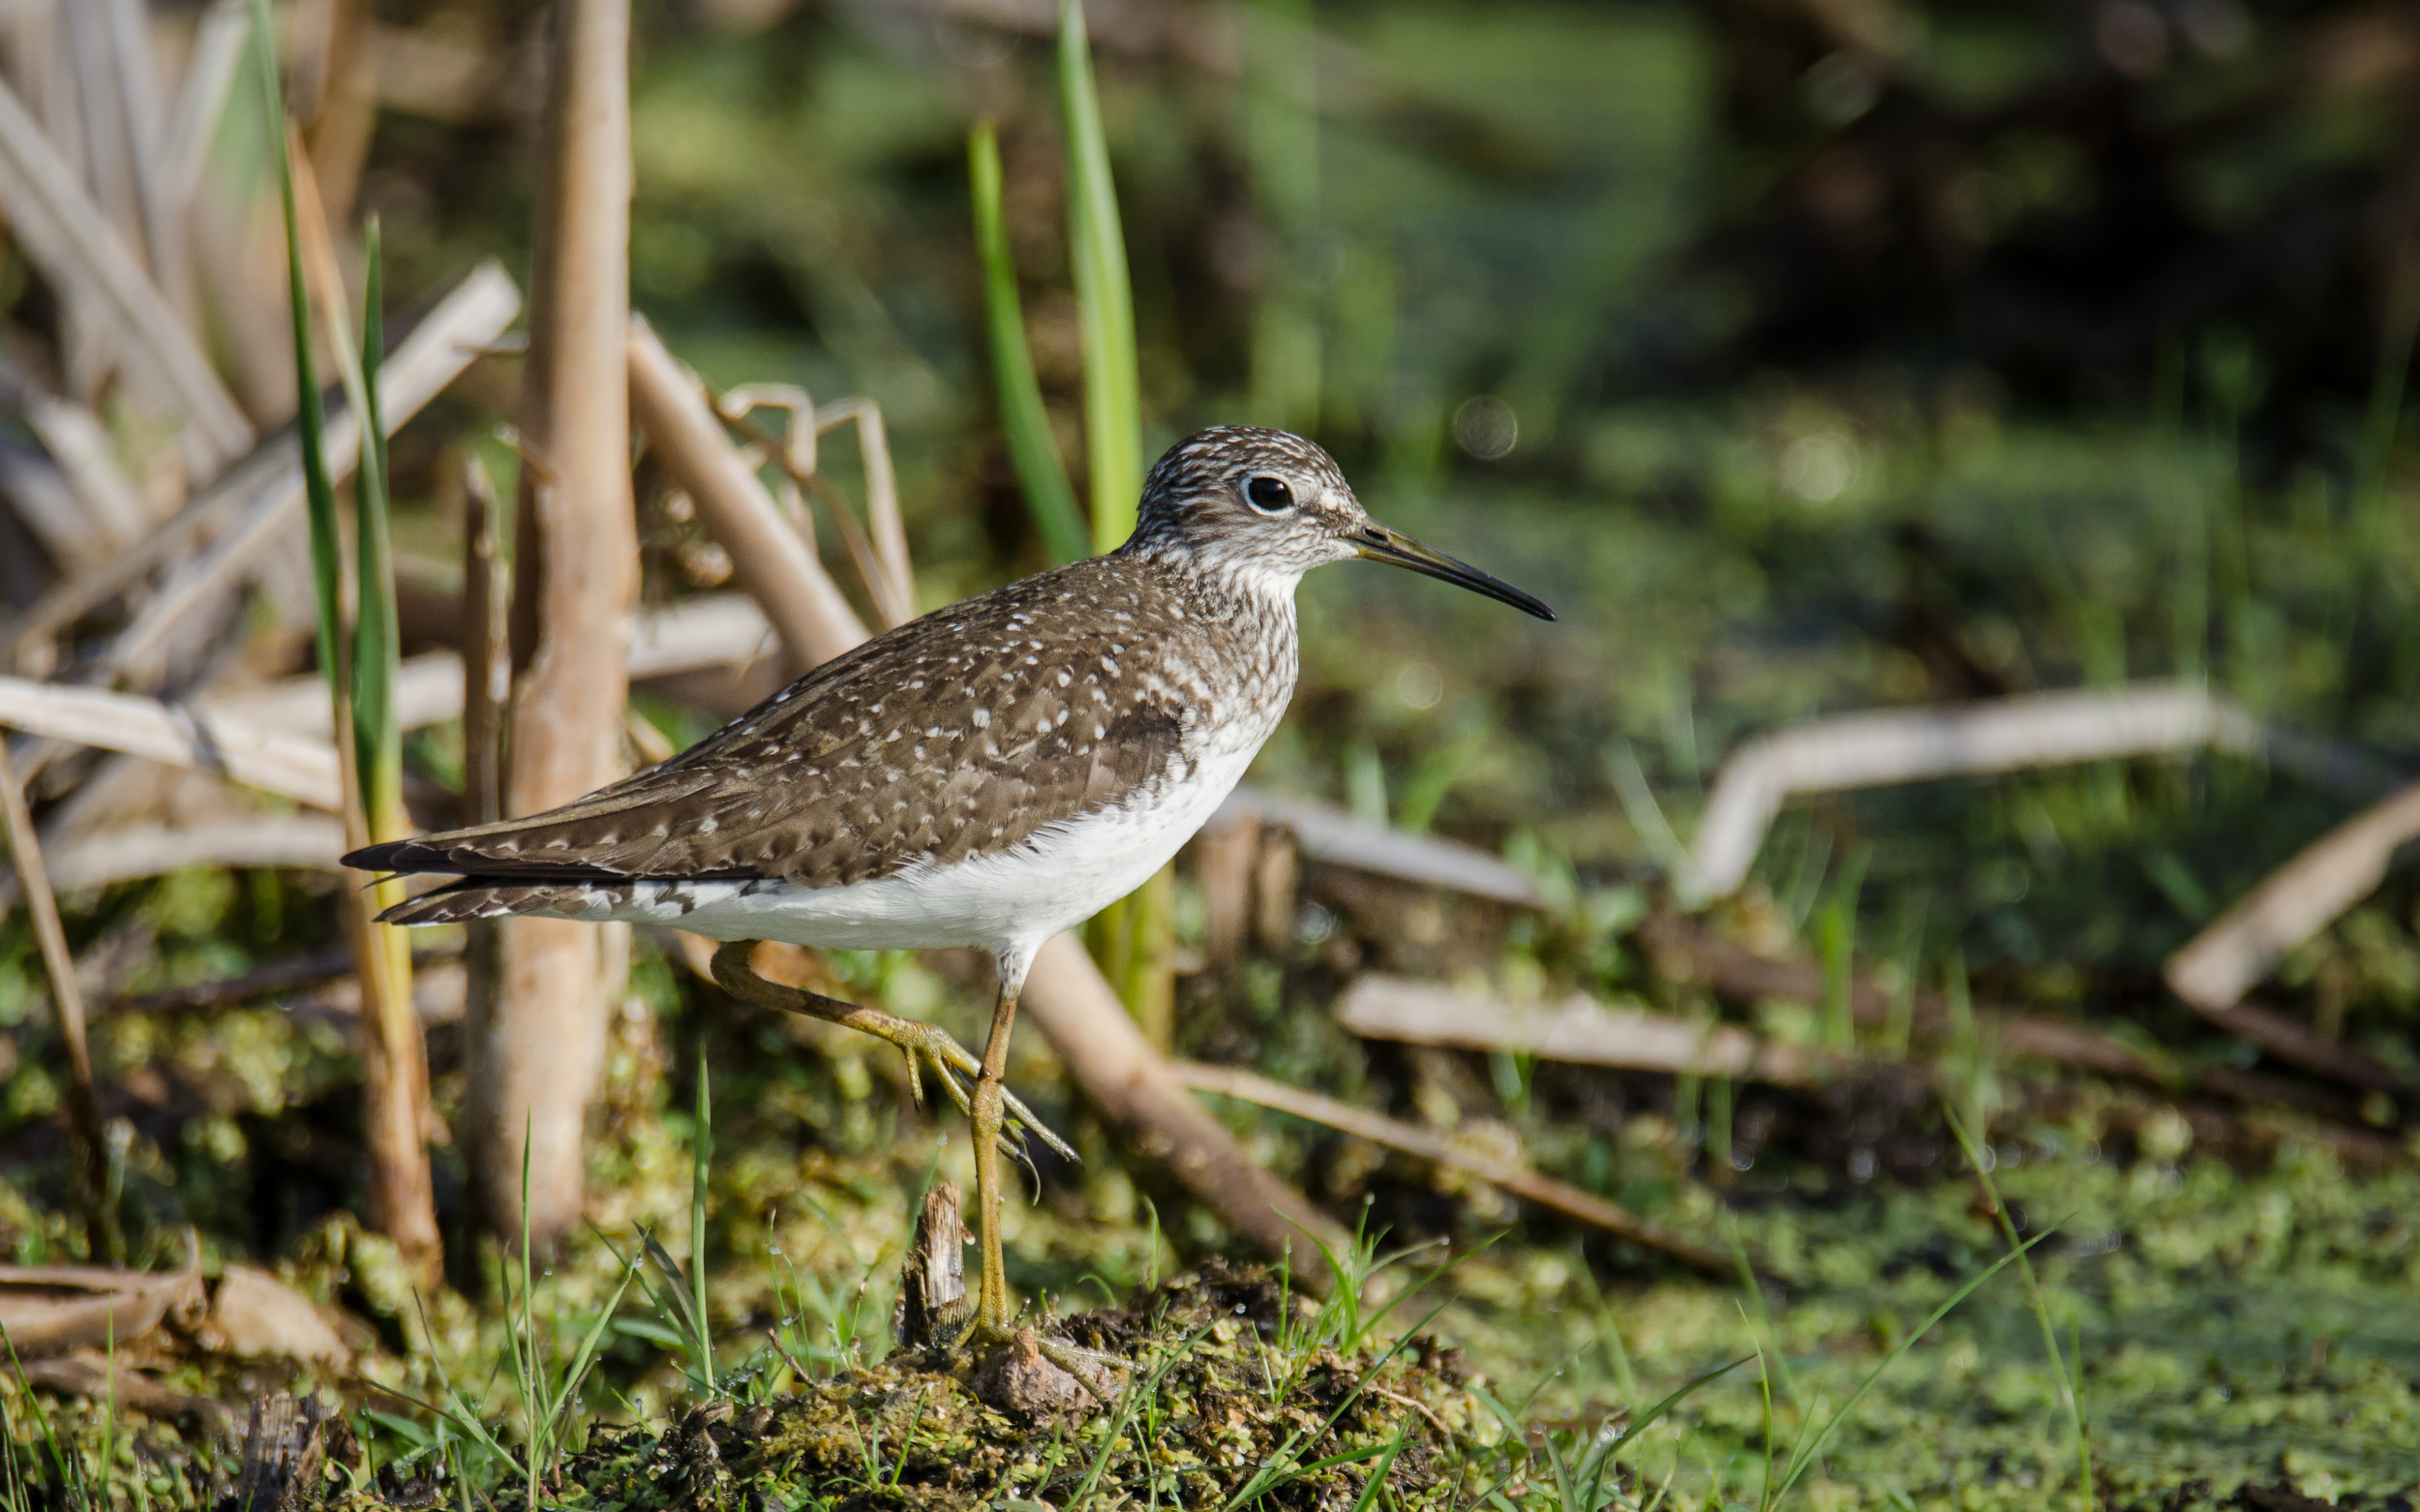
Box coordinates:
[1127,426,1555,620]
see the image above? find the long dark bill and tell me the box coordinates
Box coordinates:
[1354,523,1556,620]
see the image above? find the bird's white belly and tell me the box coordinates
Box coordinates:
[545,734,1263,958]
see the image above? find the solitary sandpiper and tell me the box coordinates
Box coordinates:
[349,425,1553,1355]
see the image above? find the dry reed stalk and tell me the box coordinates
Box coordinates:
[0,675,343,806]
[1171,1060,1738,1278]
[14,262,522,677]
[0,76,252,475]
[0,372,152,559]
[206,592,772,740]
[0,736,111,1255]
[162,0,253,216]
[630,326,1343,1263]
[2166,782,2420,1018]
[0,817,346,906]
[1335,973,1847,1088]
[626,322,861,666]
[483,0,636,1246]
[1206,787,1549,908]
[300,0,378,224]
[462,454,509,1134]
[461,456,512,829]
[99,0,191,322]
[0,594,775,821]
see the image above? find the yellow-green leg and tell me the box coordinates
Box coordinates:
[967,981,1021,1341]
[710,940,1071,1164]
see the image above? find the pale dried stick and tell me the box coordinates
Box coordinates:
[1206,787,1548,908]
[0,370,151,549]
[0,818,347,906]
[0,76,252,473]
[1693,684,2278,899]
[2167,782,2420,1014]
[162,0,254,214]
[102,262,528,677]
[101,0,190,318]
[1171,1061,1737,1278]
[483,0,637,1247]
[0,737,110,1252]
[713,380,912,630]
[25,263,523,675]
[0,676,342,808]
[1334,974,1838,1088]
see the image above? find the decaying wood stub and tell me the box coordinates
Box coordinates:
[895,1179,970,1350]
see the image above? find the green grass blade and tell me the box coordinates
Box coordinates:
[692,1042,716,1393]
[969,121,1086,565]
[1595,1354,1751,1465]
[546,1255,643,1431]
[1770,1223,2063,1505]
[1074,1323,1210,1508]
[1346,1425,1410,1512]
[352,216,403,840]
[250,0,342,708]
[1056,0,1141,554]
[1944,1104,2094,1510]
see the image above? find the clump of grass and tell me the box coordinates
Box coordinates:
[377,1130,640,1508]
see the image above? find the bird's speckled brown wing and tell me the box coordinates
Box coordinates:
[349,558,1213,889]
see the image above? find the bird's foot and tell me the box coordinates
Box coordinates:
[707,941,1075,1165]
[875,1018,1075,1164]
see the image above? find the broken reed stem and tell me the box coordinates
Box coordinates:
[0,738,111,1258]
[485,0,637,1247]
[464,456,510,828]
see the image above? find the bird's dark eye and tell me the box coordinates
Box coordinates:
[1246,475,1295,513]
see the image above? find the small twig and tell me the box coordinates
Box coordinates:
[1206,787,1548,909]
[1171,1060,1741,1280]
[0,738,111,1255]
[627,320,862,668]
[2166,781,2420,1038]
[817,397,915,627]
[1369,1383,1453,1441]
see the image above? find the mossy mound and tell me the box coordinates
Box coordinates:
[549,1259,1488,1511]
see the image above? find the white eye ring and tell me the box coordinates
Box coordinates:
[1245,475,1296,512]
